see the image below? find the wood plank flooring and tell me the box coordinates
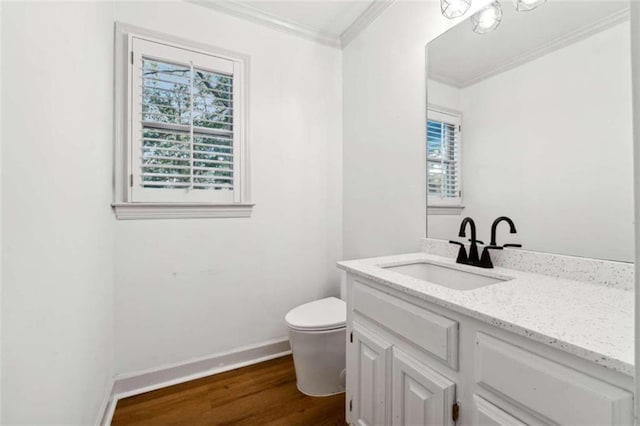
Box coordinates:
[111,355,346,426]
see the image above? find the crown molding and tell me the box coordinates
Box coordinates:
[429,72,464,89]
[188,0,342,48]
[437,6,631,89]
[188,0,396,50]
[340,0,396,48]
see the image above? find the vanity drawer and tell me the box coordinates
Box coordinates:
[475,333,633,426]
[472,395,527,426]
[352,280,458,369]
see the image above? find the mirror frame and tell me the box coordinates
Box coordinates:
[631,2,639,421]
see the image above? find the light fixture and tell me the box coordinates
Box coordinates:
[471,1,503,34]
[440,0,472,19]
[513,0,546,12]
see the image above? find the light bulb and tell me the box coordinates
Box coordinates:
[513,0,546,12]
[441,0,472,19]
[471,1,503,34]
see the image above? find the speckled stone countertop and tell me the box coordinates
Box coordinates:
[337,252,634,376]
[422,238,634,291]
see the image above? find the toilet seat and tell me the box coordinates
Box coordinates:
[285,297,346,332]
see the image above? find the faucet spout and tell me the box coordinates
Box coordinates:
[458,217,476,240]
[490,216,517,246]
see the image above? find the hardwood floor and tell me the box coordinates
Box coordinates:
[111,355,346,426]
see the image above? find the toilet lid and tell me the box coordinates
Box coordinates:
[285,297,346,331]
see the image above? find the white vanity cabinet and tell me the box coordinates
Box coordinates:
[350,321,457,426]
[391,348,456,426]
[345,274,634,426]
[471,396,527,426]
[350,323,391,426]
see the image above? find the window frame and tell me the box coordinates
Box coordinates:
[113,23,253,220]
[427,105,464,215]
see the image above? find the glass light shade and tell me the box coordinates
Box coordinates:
[440,0,472,19]
[513,0,546,12]
[471,1,503,34]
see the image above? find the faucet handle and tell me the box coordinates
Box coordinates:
[469,238,485,245]
[479,245,503,268]
[503,243,522,248]
[449,241,469,264]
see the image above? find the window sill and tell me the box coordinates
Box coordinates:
[112,202,255,220]
[428,205,465,216]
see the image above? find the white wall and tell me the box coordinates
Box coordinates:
[428,22,634,262]
[1,0,342,417]
[342,0,490,260]
[112,2,343,374]
[1,2,115,423]
[428,79,461,111]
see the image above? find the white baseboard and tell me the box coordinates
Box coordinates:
[99,396,117,426]
[98,337,291,426]
[95,378,115,426]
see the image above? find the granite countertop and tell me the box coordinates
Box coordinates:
[338,252,634,376]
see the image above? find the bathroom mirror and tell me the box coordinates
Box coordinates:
[426,1,634,262]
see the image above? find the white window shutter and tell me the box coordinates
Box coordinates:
[427,108,462,205]
[130,37,238,203]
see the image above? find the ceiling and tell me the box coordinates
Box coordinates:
[191,0,382,47]
[428,1,630,88]
[242,0,375,36]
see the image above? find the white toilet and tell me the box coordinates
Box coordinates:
[285,297,347,397]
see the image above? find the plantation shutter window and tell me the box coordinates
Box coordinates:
[130,37,242,203]
[114,25,251,219]
[427,108,462,206]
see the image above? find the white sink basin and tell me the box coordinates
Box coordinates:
[382,262,508,290]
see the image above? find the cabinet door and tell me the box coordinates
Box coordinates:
[475,333,633,426]
[350,322,392,426]
[391,348,456,426]
[472,395,528,426]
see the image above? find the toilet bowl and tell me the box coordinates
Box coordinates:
[285,297,346,397]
